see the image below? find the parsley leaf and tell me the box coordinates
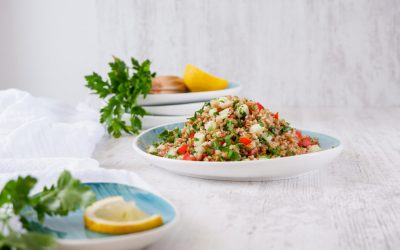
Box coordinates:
[0,170,96,250]
[227,149,241,161]
[85,56,156,138]
[31,171,96,222]
[0,231,56,250]
[0,176,37,214]
[159,129,176,143]
[224,120,234,132]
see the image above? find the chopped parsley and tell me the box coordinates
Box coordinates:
[227,149,241,161]
[281,125,292,133]
[269,126,277,135]
[224,120,235,132]
[212,141,221,150]
[159,129,179,143]
[267,147,281,156]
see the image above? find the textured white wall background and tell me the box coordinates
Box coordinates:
[0,0,399,107]
[96,0,400,107]
[0,0,99,104]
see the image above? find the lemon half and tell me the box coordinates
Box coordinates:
[183,64,228,92]
[84,196,163,234]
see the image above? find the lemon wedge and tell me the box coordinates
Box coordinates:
[84,196,163,234]
[183,64,228,92]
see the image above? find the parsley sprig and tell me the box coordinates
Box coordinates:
[0,171,96,250]
[85,57,156,138]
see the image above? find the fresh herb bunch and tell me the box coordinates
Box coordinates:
[85,57,156,138]
[0,171,96,250]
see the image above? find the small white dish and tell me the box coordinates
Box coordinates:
[143,102,204,116]
[133,122,343,181]
[137,83,241,106]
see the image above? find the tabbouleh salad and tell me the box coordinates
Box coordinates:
[148,96,320,161]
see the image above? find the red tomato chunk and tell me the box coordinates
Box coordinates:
[239,137,252,145]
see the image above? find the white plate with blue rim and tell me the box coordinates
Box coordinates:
[137,82,241,106]
[26,182,179,250]
[133,122,343,181]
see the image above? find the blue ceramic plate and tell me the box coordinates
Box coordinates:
[27,183,178,250]
[133,122,343,181]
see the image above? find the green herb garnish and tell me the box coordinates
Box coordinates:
[159,129,176,143]
[224,120,234,132]
[85,57,156,138]
[227,149,241,161]
[281,126,292,133]
[269,125,277,135]
[212,141,221,150]
[267,146,281,156]
[223,134,233,147]
[0,171,96,250]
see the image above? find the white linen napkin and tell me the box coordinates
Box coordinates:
[0,89,104,160]
[0,89,152,192]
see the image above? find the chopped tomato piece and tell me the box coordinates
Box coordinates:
[256,102,264,110]
[302,137,311,147]
[295,130,303,138]
[298,136,311,147]
[177,144,188,155]
[274,112,279,120]
[189,132,195,139]
[183,153,196,161]
[239,137,252,145]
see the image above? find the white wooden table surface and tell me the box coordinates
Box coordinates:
[93,108,400,250]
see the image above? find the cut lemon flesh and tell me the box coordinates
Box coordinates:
[183,64,228,92]
[84,196,163,234]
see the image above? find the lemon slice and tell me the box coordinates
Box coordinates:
[84,196,163,234]
[183,64,228,92]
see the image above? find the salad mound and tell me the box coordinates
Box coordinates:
[148,96,320,161]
